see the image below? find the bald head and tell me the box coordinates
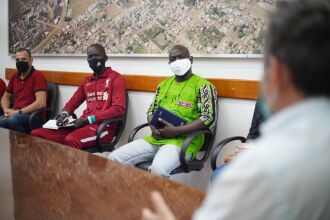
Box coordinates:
[87,43,107,57]
[169,45,191,63]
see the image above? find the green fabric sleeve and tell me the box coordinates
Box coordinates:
[197,84,218,131]
[147,85,161,115]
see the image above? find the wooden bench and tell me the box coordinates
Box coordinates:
[5,68,259,100]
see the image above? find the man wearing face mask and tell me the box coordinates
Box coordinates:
[0,48,47,133]
[141,0,330,220]
[109,45,217,178]
[31,43,126,149]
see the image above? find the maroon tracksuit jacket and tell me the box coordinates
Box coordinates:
[32,67,126,149]
[63,67,126,122]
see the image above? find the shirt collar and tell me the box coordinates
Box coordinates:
[260,97,330,136]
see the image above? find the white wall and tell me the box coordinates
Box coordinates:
[0,0,264,191]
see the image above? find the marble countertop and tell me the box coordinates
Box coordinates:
[0,128,205,220]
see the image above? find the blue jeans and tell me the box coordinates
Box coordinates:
[109,139,191,178]
[211,164,227,182]
[0,114,43,133]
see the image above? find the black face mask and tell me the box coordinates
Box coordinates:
[88,58,105,75]
[16,61,30,73]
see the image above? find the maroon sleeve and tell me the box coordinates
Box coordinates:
[0,78,6,97]
[6,74,16,94]
[62,79,87,114]
[33,71,47,92]
[94,74,126,122]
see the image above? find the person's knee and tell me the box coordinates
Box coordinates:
[8,116,28,132]
[149,163,170,178]
[31,128,44,137]
[108,149,126,163]
[109,141,137,162]
[0,116,8,128]
[64,135,82,149]
[109,140,156,165]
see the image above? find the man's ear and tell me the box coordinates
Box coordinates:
[104,55,108,62]
[189,56,193,64]
[268,56,283,90]
[269,56,291,91]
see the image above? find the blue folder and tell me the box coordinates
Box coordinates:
[150,107,187,128]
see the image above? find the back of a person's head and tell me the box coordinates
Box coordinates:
[265,0,330,97]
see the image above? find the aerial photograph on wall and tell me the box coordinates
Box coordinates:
[9,0,275,55]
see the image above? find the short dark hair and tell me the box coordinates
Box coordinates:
[265,0,330,96]
[88,43,106,57]
[17,48,32,58]
[170,45,190,56]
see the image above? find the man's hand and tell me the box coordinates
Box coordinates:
[9,110,20,117]
[73,118,89,128]
[4,108,14,117]
[224,154,236,163]
[141,191,176,220]
[158,118,178,138]
[148,114,163,140]
[234,142,256,155]
[56,113,69,126]
[224,143,257,164]
[150,125,163,140]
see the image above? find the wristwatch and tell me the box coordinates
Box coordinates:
[18,109,23,114]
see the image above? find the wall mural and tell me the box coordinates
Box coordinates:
[9,0,275,55]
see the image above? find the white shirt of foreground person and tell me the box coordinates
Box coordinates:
[193,97,330,220]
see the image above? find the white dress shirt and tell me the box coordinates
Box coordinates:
[193,97,330,220]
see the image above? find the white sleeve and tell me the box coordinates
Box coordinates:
[193,151,280,220]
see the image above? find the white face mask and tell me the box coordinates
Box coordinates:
[169,58,192,76]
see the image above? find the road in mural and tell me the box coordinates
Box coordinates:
[9,0,275,55]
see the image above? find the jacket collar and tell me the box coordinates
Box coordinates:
[90,67,111,80]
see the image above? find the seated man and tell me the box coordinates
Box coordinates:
[32,43,126,149]
[109,45,218,177]
[212,98,267,180]
[0,48,47,133]
[142,0,330,219]
[245,98,267,140]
